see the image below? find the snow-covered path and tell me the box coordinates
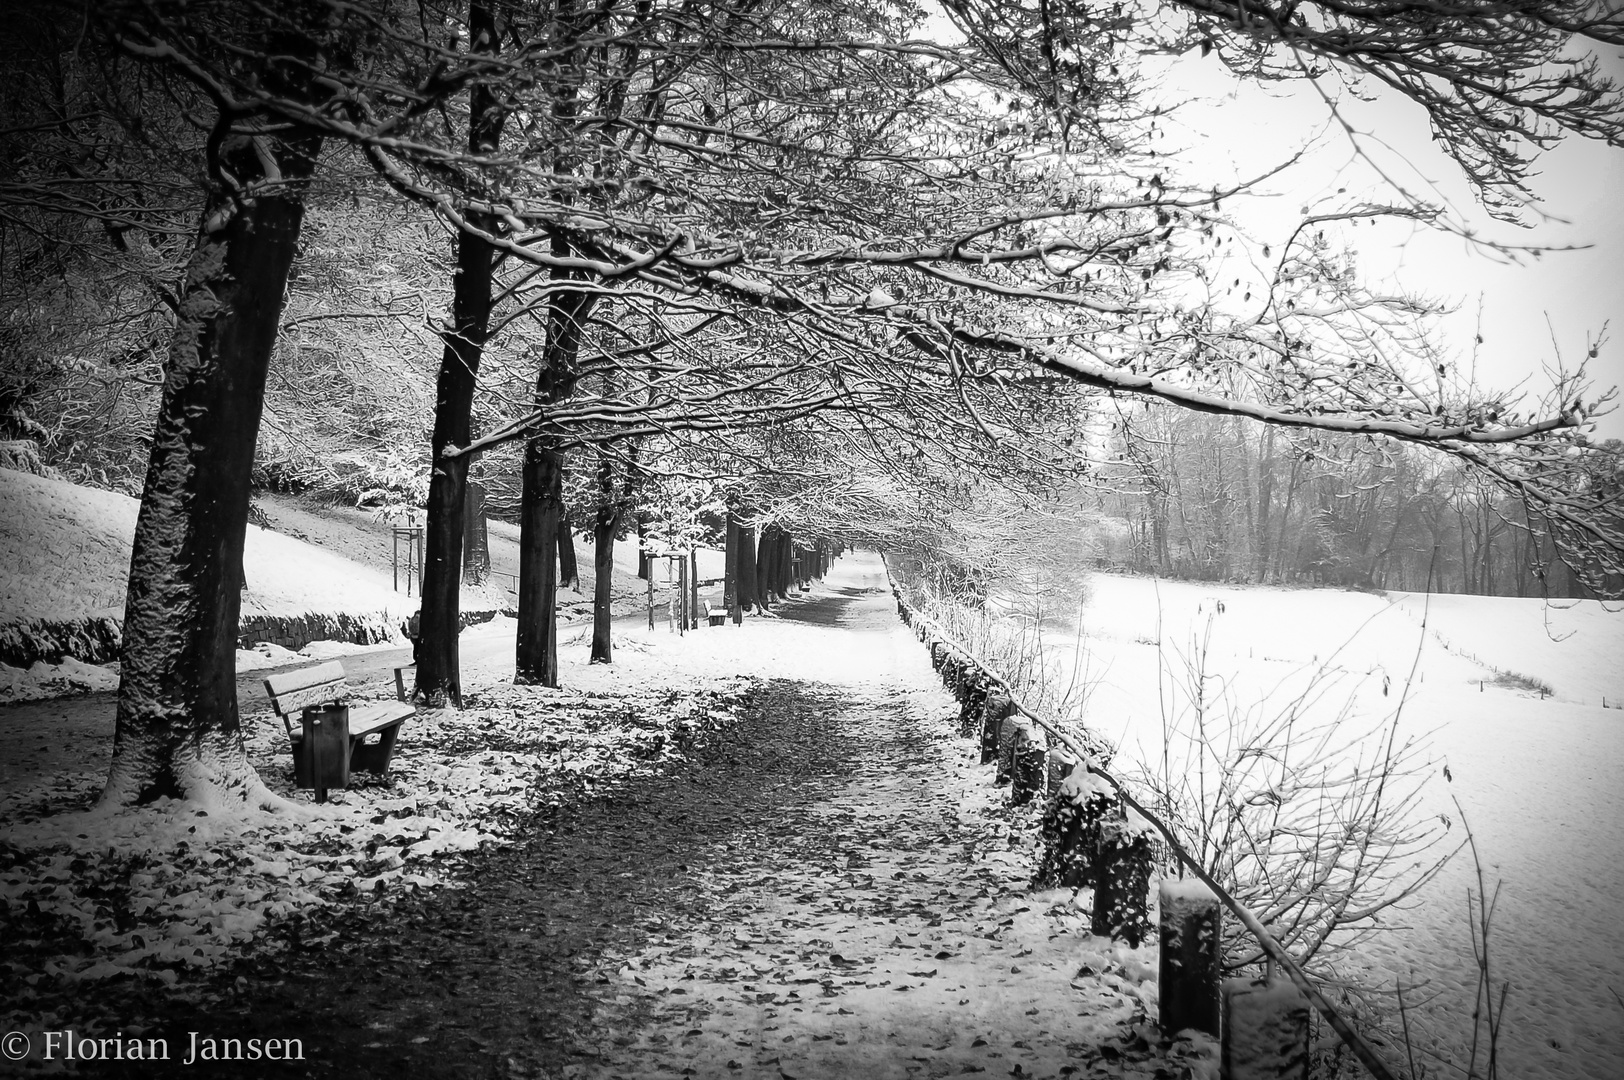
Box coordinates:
[133,553,1177,1079]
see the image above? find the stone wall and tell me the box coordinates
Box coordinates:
[1,609,502,668]
[0,617,123,667]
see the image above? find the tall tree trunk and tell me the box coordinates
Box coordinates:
[755,524,773,609]
[461,478,487,585]
[591,511,616,661]
[591,452,616,663]
[1253,425,1276,583]
[103,95,322,806]
[514,292,594,684]
[1273,456,1302,583]
[414,0,505,707]
[776,532,793,598]
[636,515,651,579]
[558,515,579,590]
[516,445,564,685]
[737,520,757,613]
[724,510,740,621]
[514,3,595,685]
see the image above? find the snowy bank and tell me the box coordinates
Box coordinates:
[0,467,505,669]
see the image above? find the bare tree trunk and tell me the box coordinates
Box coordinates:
[514,0,594,685]
[755,524,773,610]
[558,515,579,590]
[724,509,740,622]
[1274,455,1302,583]
[591,515,615,662]
[737,520,757,614]
[590,449,616,663]
[1253,425,1276,583]
[516,444,563,685]
[690,548,699,630]
[514,288,594,684]
[461,477,488,585]
[414,0,505,708]
[104,89,322,806]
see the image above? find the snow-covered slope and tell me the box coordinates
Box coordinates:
[0,467,417,630]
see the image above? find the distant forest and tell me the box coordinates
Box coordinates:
[1086,406,1624,599]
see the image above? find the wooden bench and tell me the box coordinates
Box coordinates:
[702,600,727,626]
[263,661,414,791]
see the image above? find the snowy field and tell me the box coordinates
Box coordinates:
[1044,574,1624,1080]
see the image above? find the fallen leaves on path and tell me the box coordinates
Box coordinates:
[0,676,749,1042]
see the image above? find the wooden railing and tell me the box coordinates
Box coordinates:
[887,579,1401,1080]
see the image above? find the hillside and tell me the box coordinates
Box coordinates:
[0,469,469,698]
[0,468,725,701]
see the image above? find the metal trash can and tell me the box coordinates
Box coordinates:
[300,704,351,802]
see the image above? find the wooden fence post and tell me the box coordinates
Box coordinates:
[1159,879,1222,1038]
[1046,749,1078,794]
[1091,817,1154,947]
[958,673,990,739]
[995,712,1024,783]
[1222,978,1310,1079]
[1010,723,1046,804]
[980,691,1013,764]
[1034,770,1115,888]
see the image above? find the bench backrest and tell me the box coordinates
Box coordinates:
[263,661,348,716]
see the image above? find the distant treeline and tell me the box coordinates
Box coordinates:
[1086,409,1624,599]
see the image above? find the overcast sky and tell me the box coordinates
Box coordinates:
[1146,47,1624,439]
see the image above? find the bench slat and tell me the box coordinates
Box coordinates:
[263,661,346,696]
[349,702,413,736]
[265,679,347,716]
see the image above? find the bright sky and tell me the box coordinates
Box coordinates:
[1145,47,1624,439]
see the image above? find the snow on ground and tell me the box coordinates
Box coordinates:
[1,467,138,624]
[0,468,525,633]
[0,562,886,1001]
[1042,573,1624,1080]
[0,657,121,703]
[1,656,751,995]
[3,554,1207,1080]
[1388,589,1624,706]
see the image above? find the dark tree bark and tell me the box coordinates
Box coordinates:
[516,442,564,685]
[103,79,322,806]
[414,0,505,708]
[724,510,740,623]
[558,516,579,590]
[591,452,617,663]
[514,0,596,686]
[755,524,775,609]
[689,548,699,630]
[514,290,593,685]
[636,515,651,579]
[737,520,757,614]
[771,530,793,599]
[461,478,488,585]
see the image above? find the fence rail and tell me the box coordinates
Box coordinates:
[884,569,1399,1080]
